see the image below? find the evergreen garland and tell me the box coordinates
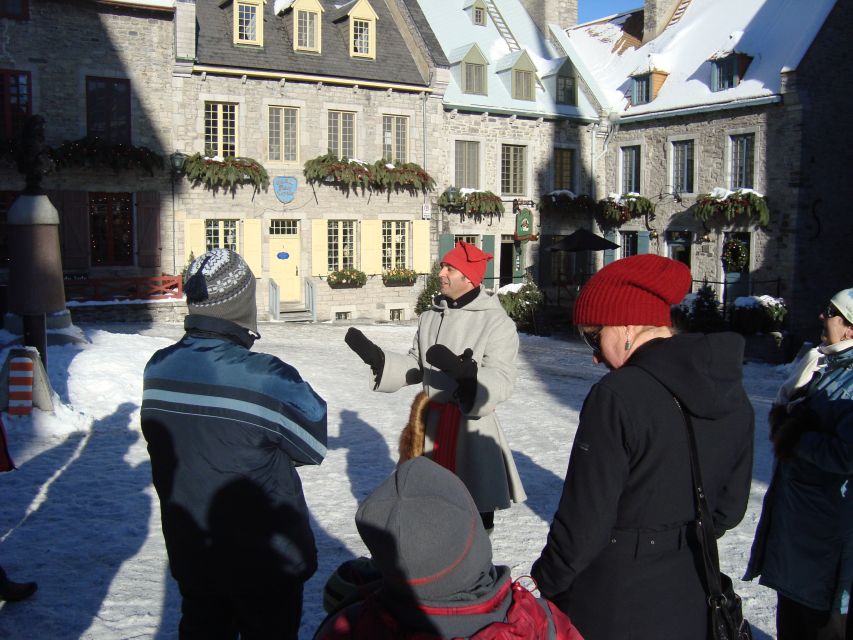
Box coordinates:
[302,153,435,194]
[182,153,270,194]
[596,194,655,228]
[436,188,505,216]
[694,190,770,226]
[721,238,749,272]
[51,136,164,175]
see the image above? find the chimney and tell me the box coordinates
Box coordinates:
[518,0,578,36]
[643,0,681,42]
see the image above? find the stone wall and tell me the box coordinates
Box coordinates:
[68,301,187,325]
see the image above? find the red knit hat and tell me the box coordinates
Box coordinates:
[573,254,691,327]
[441,241,493,287]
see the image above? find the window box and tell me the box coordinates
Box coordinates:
[382,267,417,287]
[437,187,504,217]
[303,153,435,194]
[693,188,769,226]
[327,267,367,288]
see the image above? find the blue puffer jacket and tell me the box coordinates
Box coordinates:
[745,343,853,612]
[141,315,328,592]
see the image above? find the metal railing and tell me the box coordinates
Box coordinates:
[304,278,317,322]
[268,278,280,319]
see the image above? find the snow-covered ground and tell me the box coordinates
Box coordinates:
[0,320,787,639]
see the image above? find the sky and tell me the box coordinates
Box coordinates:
[0,319,787,638]
[578,0,641,24]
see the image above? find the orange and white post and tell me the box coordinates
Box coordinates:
[8,356,34,416]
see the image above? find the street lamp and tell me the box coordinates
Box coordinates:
[169,151,188,274]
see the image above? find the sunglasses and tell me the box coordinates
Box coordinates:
[825,304,841,319]
[580,327,603,353]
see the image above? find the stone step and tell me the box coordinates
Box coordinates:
[279,309,314,323]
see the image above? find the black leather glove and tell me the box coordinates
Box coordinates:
[768,404,788,441]
[772,406,820,461]
[345,328,385,381]
[426,345,478,411]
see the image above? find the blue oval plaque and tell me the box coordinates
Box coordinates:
[276,252,290,260]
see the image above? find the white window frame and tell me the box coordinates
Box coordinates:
[205,219,240,252]
[234,0,263,46]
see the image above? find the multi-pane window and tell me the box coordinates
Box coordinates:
[473,6,485,25]
[711,54,752,92]
[501,144,526,196]
[328,110,355,158]
[672,140,694,193]
[382,115,408,163]
[632,75,650,105]
[455,235,478,246]
[382,221,408,271]
[0,69,30,140]
[352,19,370,55]
[554,148,575,191]
[269,219,298,235]
[327,220,355,272]
[455,140,480,189]
[621,145,641,193]
[205,102,237,158]
[730,133,755,189]
[666,230,692,268]
[89,192,133,266]
[513,69,534,101]
[87,77,130,144]
[296,10,318,50]
[556,75,575,105]
[464,63,485,95]
[235,0,261,45]
[621,231,638,258]
[0,0,28,19]
[269,106,298,162]
[205,219,239,252]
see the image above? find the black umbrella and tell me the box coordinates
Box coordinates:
[547,228,619,252]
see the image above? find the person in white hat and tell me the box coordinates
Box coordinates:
[745,287,853,640]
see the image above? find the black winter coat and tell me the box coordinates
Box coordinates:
[532,333,754,640]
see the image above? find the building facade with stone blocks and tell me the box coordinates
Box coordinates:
[549,0,849,344]
[0,0,177,289]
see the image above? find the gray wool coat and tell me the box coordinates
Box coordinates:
[374,289,526,512]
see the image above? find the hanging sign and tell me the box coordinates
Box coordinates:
[514,208,538,242]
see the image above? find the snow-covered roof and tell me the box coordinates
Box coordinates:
[414,0,597,120]
[96,0,175,10]
[555,0,836,118]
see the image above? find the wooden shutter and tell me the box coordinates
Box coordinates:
[481,234,495,287]
[51,190,90,271]
[412,220,430,274]
[604,230,617,265]
[360,219,382,276]
[438,233,454,261]
[184,219,205,266]
[242,218,262,276]
[311,219,327,276]
[136,191,161,269]
[637,230,650,255]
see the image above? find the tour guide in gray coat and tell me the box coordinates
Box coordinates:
[531,254,754,640]
[345,241,525,532]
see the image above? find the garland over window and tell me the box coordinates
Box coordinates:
[596,193,655,229]
[537,190,598,215]
[182,153,270,194]
[437,187,504,216]
[303,153,435,194]
[51,136,164,175]
[694,188,769,226]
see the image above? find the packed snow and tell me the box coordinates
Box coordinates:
[0,319,794,639]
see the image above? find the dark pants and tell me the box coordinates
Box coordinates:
[777,594,847,640]
[179,581,303,640]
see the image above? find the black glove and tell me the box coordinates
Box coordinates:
[345,328,385,381]
[772,405,820,461]
[767,404,788,441]
[426,345,478,411]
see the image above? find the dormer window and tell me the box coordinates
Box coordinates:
[632,74,650,105]
[347,0,377,59]
[234,0,263,46]
[513,69,534,101]
[712,53,751,91]
[292,0,323,53]
[556,74,576,105]
[473,6,485,25]
[464,63,485,95]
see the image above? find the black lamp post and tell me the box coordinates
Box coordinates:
[169,151,187,275]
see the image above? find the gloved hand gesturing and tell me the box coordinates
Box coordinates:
[426,344,478,411]
[345,328,385,381]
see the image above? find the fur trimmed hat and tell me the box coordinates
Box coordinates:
[184,248,258,336]
[440,241,493,287]
[355,456,493,602]
[573,254,691,327]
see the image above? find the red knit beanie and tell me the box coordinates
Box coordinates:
[573,254,691,327]
[441,241,493,287]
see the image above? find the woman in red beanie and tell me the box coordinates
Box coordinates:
[531,254,755,639]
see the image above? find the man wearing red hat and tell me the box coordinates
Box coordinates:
[345,241,526,533]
